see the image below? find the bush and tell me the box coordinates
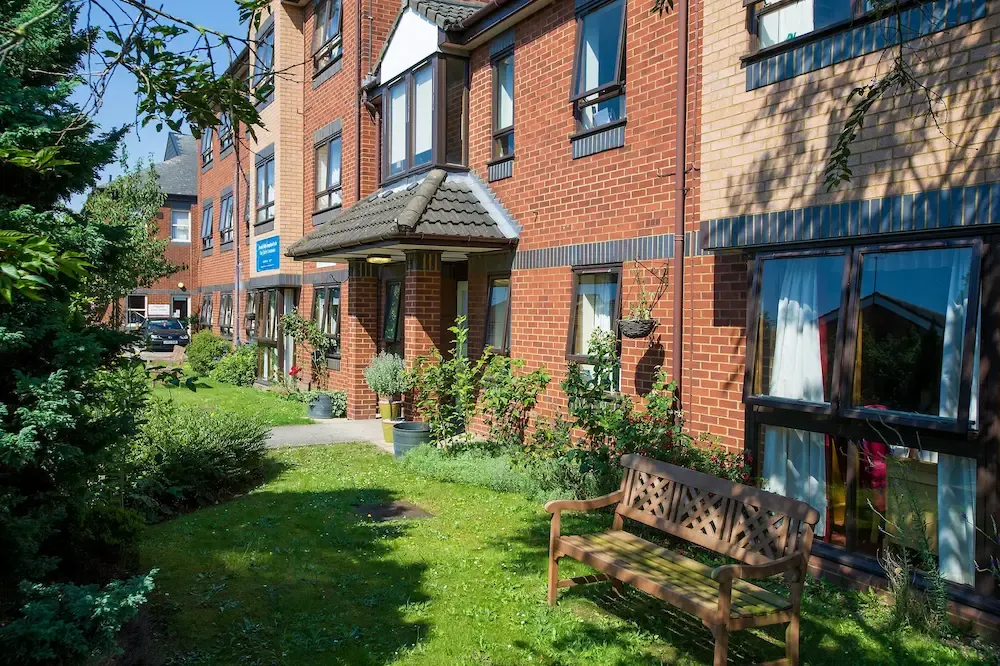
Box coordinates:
[126,400,270,521]
[210,343,258,386]
[185,330,231,374]
[363,352,409,397]
[0,572,156,665]
[59,504,145,584]
[283,390,348,418]
[479,354,550,448]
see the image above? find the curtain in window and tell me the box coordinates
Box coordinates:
[413,68,433,166]
[574,274,616,355]
[315,145,328,197]
[762,258,828,536]
[389,84,407,174]
[758,0,814,48]
[497,57,514,130]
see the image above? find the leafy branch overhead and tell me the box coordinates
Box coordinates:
[0,230,90,303]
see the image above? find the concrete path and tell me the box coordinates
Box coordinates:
[267,418,392,454]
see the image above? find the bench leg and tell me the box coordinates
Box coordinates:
[547,554,559,607]
[785,615,800,666]
[712,625,729,666]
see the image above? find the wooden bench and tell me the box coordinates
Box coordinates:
[545,454,819,666]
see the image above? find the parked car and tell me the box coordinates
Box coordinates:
[141,318,190,351]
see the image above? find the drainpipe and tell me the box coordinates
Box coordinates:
[234,138,242,346]
[355,0,364,204]
[672,0,689,400]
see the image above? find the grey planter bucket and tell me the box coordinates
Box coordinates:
[307,394,333,419]
[393,422,430,458]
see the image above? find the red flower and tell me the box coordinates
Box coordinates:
[289,365,302,377]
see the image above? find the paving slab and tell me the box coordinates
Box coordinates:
[266,418,391,454]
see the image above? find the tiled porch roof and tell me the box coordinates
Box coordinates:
[286,169,514,260]
[410,0,484,29]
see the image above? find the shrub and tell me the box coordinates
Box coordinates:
[210,343,258,386]
[0,571,156,665]
[363,352,409,398]
[284,389,348,418]
[59,503,145,584]
[479,354,550,448]
[185,330,231,374]
[126,400,270,521]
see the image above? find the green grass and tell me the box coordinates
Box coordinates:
[142,444,990,665]
[151,375,312,427]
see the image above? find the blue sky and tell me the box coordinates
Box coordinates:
[69,1,244,207]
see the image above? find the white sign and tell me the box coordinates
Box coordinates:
[147,304,171,316]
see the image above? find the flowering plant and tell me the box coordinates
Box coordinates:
[289,365,302,377]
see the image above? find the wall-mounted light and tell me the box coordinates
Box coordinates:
[177,282,186,290]
[367,255,393,265]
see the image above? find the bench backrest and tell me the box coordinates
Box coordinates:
[616,454,820,566]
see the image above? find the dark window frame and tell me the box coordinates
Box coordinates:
[199,295,213,327]
[219,115,234,151]
[200,204,214,250]
[382,280,403,344]
[219,292,234,337]
[491,48,515,162]
[565,263,623,363]
[314,134,343,213]
[484,273,513,355]
[219,194,235,244]
[244,290,260,339]
[256,155,276,225]
[311,283,343,358]
[746,0,899,56]
[200,128,214,166]
[254,27,275,102]
[569,0,628,131]
[312,0,343,76]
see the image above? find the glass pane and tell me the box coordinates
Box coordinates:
[759,424,836,539]
[485,278,510,351]
[266,160,275,205]
[578,93,624,131]
[753,255,844,404]
[314,0,328,44]
[327,0,340,39]
[315,144,328,195]
[496,55,514,130]
[384,283,401,341]
[257,163,266,206]
[758,0,851,48]
[313,289,327,333]
[389,82,407,175]
[413,66,434,166]
[328,137,342,188]
[575,0,624,94]
[493,132,514,160]
[329,287,341,341]
[572,273,618,355]
[853,247,974,420]
[444,57,467,165]
[170,211,190,241]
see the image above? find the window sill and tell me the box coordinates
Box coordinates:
[201,246,214,258]
[201,160,214,174]
[569,119,627,160]
[568,117,627,143]
[312,55,343,89]
[220,145,234,160]
[170,240,191,245]
[220,241,234,253]
[487,155,514,182]
[254,219,275,235]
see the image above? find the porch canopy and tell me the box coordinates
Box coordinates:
[287,169,518,263]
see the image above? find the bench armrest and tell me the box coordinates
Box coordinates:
[544,490,625,514]
[711,552,805,584]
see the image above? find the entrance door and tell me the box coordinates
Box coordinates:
[171,296,189,320]
[456,280,468,358]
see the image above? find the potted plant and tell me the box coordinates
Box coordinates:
[620,265,662,339]
[363,352,409,443]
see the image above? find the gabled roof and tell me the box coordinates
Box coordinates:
[287,169,515,260]
[155,133,197,198]
[411,0,485,29]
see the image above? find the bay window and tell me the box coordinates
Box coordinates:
[313,0,342,74]
[388,81,407,176]
[315,135,342,212]
[746,240,982,588]
[219,194,234,245]
[312,284,342,356]
[485,276,512,354]
[256,155,275,224]
[571,0,626,132]
[413,66,434,167]
[492,51,515,161]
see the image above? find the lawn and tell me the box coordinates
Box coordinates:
[142,444,990,665]
[151,375,313,427]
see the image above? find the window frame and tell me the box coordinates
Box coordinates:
[201,127,214,166]
[382,280,403,344]
[311,284,342,358]
[745,238,984,438]
[244,291,260,339]
[569,0,628,131]
[219,115,234,151]
[314,134,343,213]
[199,295,214,327]
[747,0,885,55]
[484,273,513,355]
[565,264,623,363]
[491,49,515,162]
[254,27,275,102]
[219,292,234,337]
[219,194,234,245]
[256,155,276,225]
[170,209,191,243]
[200,204,214,250]
[312,0,343,75]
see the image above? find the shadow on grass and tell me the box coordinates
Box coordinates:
[146,487,430,666]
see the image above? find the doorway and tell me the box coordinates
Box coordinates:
[171,296,189,320]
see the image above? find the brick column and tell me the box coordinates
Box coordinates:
[403,250,443,363]
[345,260,378,420]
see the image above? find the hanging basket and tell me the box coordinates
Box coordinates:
[619,318,657,339]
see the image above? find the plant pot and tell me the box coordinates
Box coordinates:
[382,418,403,443]
[393,421,430,458]
[620,318,657,338]
[378,400,402,421]
[307,394,333,419]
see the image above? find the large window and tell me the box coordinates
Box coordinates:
[126,294,147,327]
[313,0,342,74]
[219,292,234,337]
[254,27,275,100]
[199,295,213,327]
[492,51,515,161]
[383,281,402,354]
[201,128,214,166]
[747,241,982,588]
[571,0,626,132]
[754,0,853,49]
[170,210,190,242]
[413,66,433,167]
[256,155,275,224]
[485,276,512,354]
[567,266,621,361]
[219,194,234,245]
[315,136,342,212]
[200,204,213,250]
[312,285,342,356]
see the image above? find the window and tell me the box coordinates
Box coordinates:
[219,293,234,336]
[245,291,259,339]
[315,136,342,212]
[381,57,469,182]
[312,285,342,355]
[170,210,190,242]
[492,52,514,160]
[754,0,853,49]
[126,294,147,327]
[383,281,402,354]
[572,0,626,131]
[201,205,213,250]
[199,296,213,327]
[259,289,279,341]
[485,276,512,354]
[201,128,214,166]
[254,27,275,100]
[244,189,251,244]
[256,156,275,224]
[313,0,342,73]
[219,115,233,151]
[567,267,622,361]
[219,195,234,244]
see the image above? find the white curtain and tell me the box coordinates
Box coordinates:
[762,258,828,536]
[389,83,407,171]
[759,0,814,48]
[575,275,614,355]
[937,251,976,586]
[497,57,514,130]
[413,67,433,163]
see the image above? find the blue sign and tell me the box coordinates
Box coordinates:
[256,236,280,272]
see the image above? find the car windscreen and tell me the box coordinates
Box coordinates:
[147,319,184,330]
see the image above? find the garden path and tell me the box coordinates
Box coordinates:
[266,418,390,453]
